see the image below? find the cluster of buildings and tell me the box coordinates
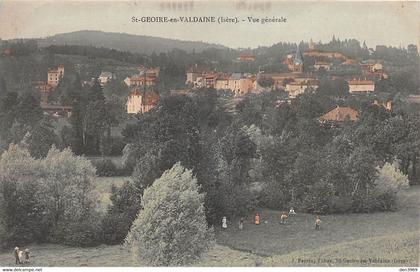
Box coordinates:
[126,66,161,114]
[185,49,320,98]
[31,65,74,118]
[31,65,71,117]
[29,39,391,118]
[124,67,160,88]
[33,65,65,99]
[186,67,260,96]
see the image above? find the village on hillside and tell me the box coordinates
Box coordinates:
[22,38,401,123]
[0,33,419,268]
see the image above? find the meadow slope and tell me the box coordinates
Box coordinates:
[0,186,418,267]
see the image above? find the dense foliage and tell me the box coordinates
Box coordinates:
[102,181,142,244]
[126,163,214,266]
[0,145,100,247]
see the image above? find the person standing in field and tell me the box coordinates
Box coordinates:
[280,212,288,224]
[14,247,20,265]
[239,217,244,230]
[24,249,30,263]
[255,213,260,225]
[289,207,296,215]
[315,216,321,230]
[222,216,227,230]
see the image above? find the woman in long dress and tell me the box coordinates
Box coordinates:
[238,217,244,230]
[222,216,227,230]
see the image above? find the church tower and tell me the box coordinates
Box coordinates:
[293,44,304,73]
[309,38,315,50]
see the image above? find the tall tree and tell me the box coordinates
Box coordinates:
[21,117,58,158]
[126,163,213,266]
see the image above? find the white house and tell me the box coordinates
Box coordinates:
[98,71,114,86]
[348,79,375,93]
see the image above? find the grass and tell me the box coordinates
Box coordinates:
[265,230,419,267]
[0,244,260,267]
[216,186,420,257]
[0,186,418,267]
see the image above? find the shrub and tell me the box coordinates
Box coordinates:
[126,163,214,266]
[259,182,287,210]
[329,196,353,213]
[100,137,126,156]
[302,180,335,214]
[372,162,409,211]
[61,218,103,247]
[94,158,118,176]
[102,181,141,245]
[102,213,133,245]
[0,145,100,247]
[0,144,46,246]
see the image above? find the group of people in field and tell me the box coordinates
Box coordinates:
[221,207,322,231]
[13,247,30,265]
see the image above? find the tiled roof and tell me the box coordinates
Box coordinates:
[319,106,359,122]
[100,71,113,78]
[287,79,319,86]
[348,79,374,85]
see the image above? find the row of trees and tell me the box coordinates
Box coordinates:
[0,145,99,247]
[0,92,60,158]
[0,144,213,265]
[0,87,416,265]
[67,78,117,155]
[117,86,418,226]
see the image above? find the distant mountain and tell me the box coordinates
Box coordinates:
[36,30,227,55]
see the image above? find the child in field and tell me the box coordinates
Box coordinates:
[14,247,20,265]
[280,212,288,224]
[24,249,30,263]
[222,216,227,230]
[239,217,244,230]
[315,216,321,230]
[255,213,260,225]
[289,207,296,215]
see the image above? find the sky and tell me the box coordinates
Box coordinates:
[0,0,418,49]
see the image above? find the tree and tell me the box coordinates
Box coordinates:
[0,185,7,248]
[257,77,274,88]
[38,147,98,228]
[345,146,378,212]
[373,162,409,210]
[21,117,58,158]
[0,144,100,246]
[16,93,43,126]
[126,163,214,266]
[0,77,7,98]
[126,95,201,189]
[0,144,44,245]
[102,181,142,244]
[0,92,19,140]
[69,78,116,155]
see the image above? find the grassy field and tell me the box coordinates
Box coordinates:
[0,186,418,267]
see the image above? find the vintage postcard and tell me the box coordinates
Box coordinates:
[0,0,419,271]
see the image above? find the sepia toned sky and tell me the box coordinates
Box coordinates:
[0,0,418,49]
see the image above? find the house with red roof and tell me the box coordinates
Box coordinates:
[126,89,160,114]
[319,106,359,122]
